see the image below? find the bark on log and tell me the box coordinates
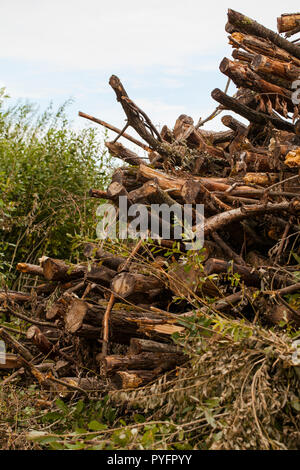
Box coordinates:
[105,141,144,166]
[26,326,54,356]
[109,75,161,147]
[232,49,254,63]
[167,263,219,298]
[83,243,126,271]
[139,163,254,199]
[251,54,300,82]
[0,353,22,370]
[182,291,246,317]
[0,291,32,303]
[220,58,294,114]
[129,179,180,208]
[211,88,295,132]
[63,298,184,343]
[129,338,180,355]
[78,111,149,151]
[221,115,247,134]
[0,328,33,362]
[112,167,141,192]
[204,258,260,287]
[229,32,300,67]
[203,201,296,236]
[16,263,44,276]
[111,272,164,299]
[227,9,300,60]
[103,352,185,373]
[110,370,158,389]
[277,14,300,34]
[41,258,116,285]
[233,150,276,172]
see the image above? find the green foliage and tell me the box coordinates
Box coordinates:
[0,88,113,286]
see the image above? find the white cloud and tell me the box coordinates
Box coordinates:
[1,0,297,145]
[0,0,295,71]
[135,98,185,129]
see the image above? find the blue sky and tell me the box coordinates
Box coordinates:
[1,0,299,151]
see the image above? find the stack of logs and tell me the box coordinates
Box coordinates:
[1,9,300,393]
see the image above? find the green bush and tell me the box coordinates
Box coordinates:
[0,88,113,287]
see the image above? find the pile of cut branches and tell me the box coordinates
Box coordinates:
[1,9,300,450]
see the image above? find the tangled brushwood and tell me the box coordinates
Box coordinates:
[0,9,300,450]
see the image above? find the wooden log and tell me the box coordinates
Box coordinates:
[203,201,296,236]
[167,262,219,298]
[277,14,300,34]
[0,353,22,370]
[111,370,158,389]
[227,9,300,60]
[233,150,277,172]
[182,291,246,317]
[0,291,32,303]
[211,88,295,132]
[208,129,235,145]
[138,163,253,198]
[41,258,116,284]
[16,263,43,276]
[129,338,180,355]
[183,127,226,159]
[103,352,185,373]
[221,115,247,134]
[271,283,300,296]
[251,54,300,82]
[105,141,143,166]
[78,111,150,151]
[229,32,300,67]
[109,75,161,148]
[111,272,164,299]
[107,181,131,201]
[215,187,299,199]
[204,258,260,287]
[47,376,105,392]
[129,179,180,207]
[160,125,173,143]
[219,58,294,114]
[232,48,254,63]
[173,114,194,140]
[0,328,33,362]
[26,326,53,355]
[89,189,113,200]
[63,298,184,343]
[111,167,141,192]
[83,243,126,271]
[249,64,293,93]
[284,148,300,168]
[148,150,164,167]
[242,173,279,187]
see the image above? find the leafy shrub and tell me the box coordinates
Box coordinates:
[0,88,113,287]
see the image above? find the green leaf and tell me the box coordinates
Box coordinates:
[49,442,65,450]
[27,431,50,442]
[65,442,86,450]
[291,400,300,411]
[41,411,62,423]
[88,420,107,431]
[133,414,146,423]
[75,400,85,414]
[204,409,217,429]
[55,398,69,414]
